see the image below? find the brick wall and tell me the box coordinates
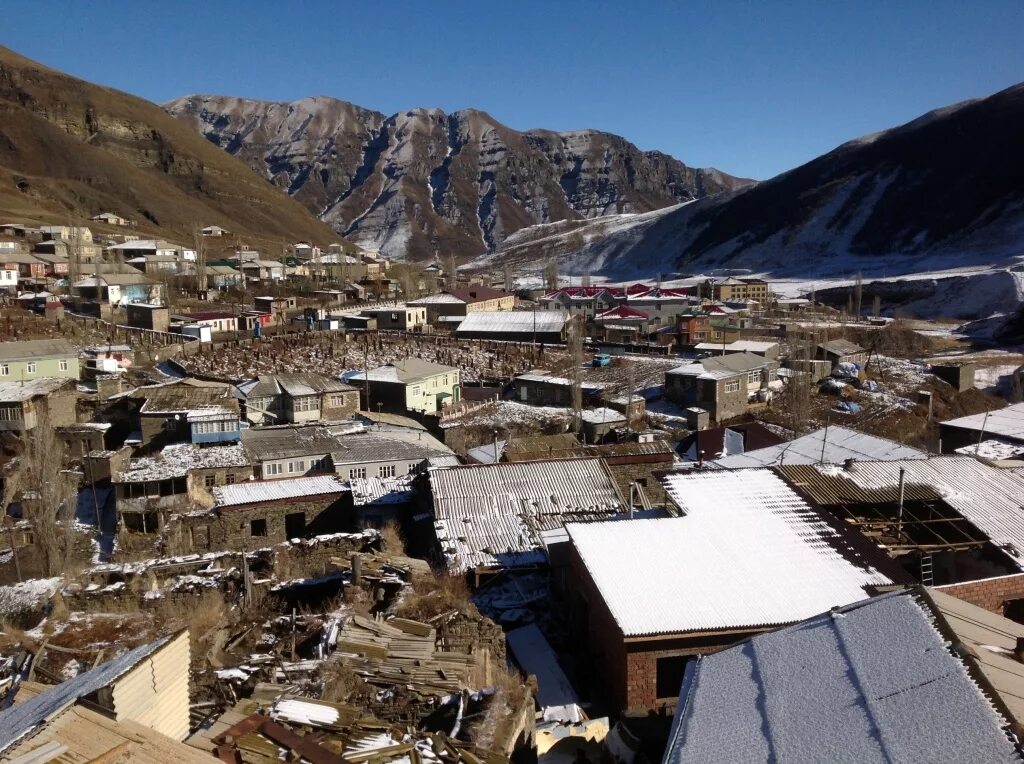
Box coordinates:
[935,573,1024,613]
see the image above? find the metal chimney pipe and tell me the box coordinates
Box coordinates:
[896,467,906,540]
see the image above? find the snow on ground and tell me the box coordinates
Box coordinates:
[444,401,571,431]
[0,577,61,619]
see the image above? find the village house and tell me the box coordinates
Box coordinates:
[661,588,1024,764]
[0,632,201,761]
[201,224,230,236]
[91,211,132,226]
[239,373,360,426]
[591,305,650,343]
[939,402,1024,453]
[454,311,568,343]
[239,258,286,282]
[125,254,181,275]
[253,295,296,318]
[408,286,515,324]
[2,251,48,281]
[360,304,428,332]
[711,276,771,303]
[567,469,901,714]
[114,442,253,533]
[350,359,461,415]
[125,302,170,332]
[121,380,243,451]
[171,310,238,334]
[665,352,780,423]
[429,458,626,582]
[710,424,926,468]
[0,377,77,432]
[693,339,780,359]
[672,310,714,347]
[540,286,621,319]
[513,370,604,407]
[207,264,244,288]
[106,238,180,260]
[817,338,869,368]
[0,266,17,293]
[39,224,93,243]
[72,272,163,311]
[28,249,71,277]
[0,339,80,381]
[196,475,351,551]
[240,424,449,481]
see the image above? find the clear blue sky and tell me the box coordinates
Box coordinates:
[3,1,1022,179]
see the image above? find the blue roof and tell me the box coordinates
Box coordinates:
[664,590,1022,764]
[0,635,172,753]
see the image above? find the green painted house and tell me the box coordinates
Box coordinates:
[0,339,80,381]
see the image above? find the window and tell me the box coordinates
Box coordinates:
[265,463,283,476]
[656,655,691,699]
[328,394,347,407]
[59,359,68,372]
[0,406,21,422]
[226,473,236,485]
[285,512,306,539]
[349,467,366,480]
[411,386,421,397]
[250,519,267,537]
[292,395,319,412]
[748,370,761,384]
[724,380,740,393]
[204,474,216,488]
[26,362,36,374]
[0,364,8,377]
[378,464,396,478]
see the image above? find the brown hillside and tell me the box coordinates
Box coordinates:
[0,45,352,252]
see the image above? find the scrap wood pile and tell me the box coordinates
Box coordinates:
[334,615,476,697]
[201,692,507,764]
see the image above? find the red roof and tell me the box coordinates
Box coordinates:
[596,305,650,320]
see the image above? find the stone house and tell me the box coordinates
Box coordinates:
[122,380,242,451]
[240,373,360,426]
[191,475,351,551]
[113,443,253,534]
[817,339,869,368]
[0,378,77,432]
[665,352,780,423]
[0,339,80,381]
[513,370,603,407]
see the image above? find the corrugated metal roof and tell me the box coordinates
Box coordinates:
[430,458,624,574]
[712,425,927,468]
[0,378,71,402]
[942,403,1024,442]
[663,590,1023,764]
[455,311,567,334]
[214,475,347,507]
[569,469,894,637]
[0,339,77,361]
[783,457,1024,565]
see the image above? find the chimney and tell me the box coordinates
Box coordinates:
[1015,637,1024,663]
[844,458,855,471]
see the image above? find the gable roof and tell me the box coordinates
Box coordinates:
[569,469,895,637]
[595,304,650,321]
[663,589,1023,764]
[0,339,77,362]
[819,338,867,356]
[350,358,457,384]
[0,635,172,753]
[942,403,1024,443]
[667,352,774,380]
[455,311,567,335]
[712,425,927,468]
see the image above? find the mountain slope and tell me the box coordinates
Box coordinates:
[165,95,751,260]
[479,83,1024,280]
[0,46,346,251]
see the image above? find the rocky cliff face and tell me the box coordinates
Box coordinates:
[476,82,1024,287]
[166,95,750,260]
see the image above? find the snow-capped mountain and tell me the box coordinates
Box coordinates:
[164,95,751,260]
[478,82,1024,284]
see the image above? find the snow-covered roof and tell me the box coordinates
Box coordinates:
[431,459,624,574]
[214,475,347,507]
[668,352,775,381]
[116,443,249,483]
[694,340,778,353]
[568,469,894,636]
[941,403,1024,443]
[0,377,72,402]
[712,426,927,468]
[406,292,464,305]
[455,311,567,335]
[956,440,1024,460]
[348,358,457,384]
[663,589,1022,764]
[579,407,626,425]
[349,475,416,506]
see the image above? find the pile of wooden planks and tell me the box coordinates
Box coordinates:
[333,615,475,697]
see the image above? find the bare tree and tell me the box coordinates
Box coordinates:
[192,222,208,295]
[567,316,584,436]
[853,272,863,321]
[9,411,80,576]
[544,259,559,292]
[779,336,816,436]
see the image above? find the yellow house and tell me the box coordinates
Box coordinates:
[352,358,461,414]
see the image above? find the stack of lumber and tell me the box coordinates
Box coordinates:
[334,615,475,697]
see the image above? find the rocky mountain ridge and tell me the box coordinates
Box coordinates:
[165,95,751,260]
